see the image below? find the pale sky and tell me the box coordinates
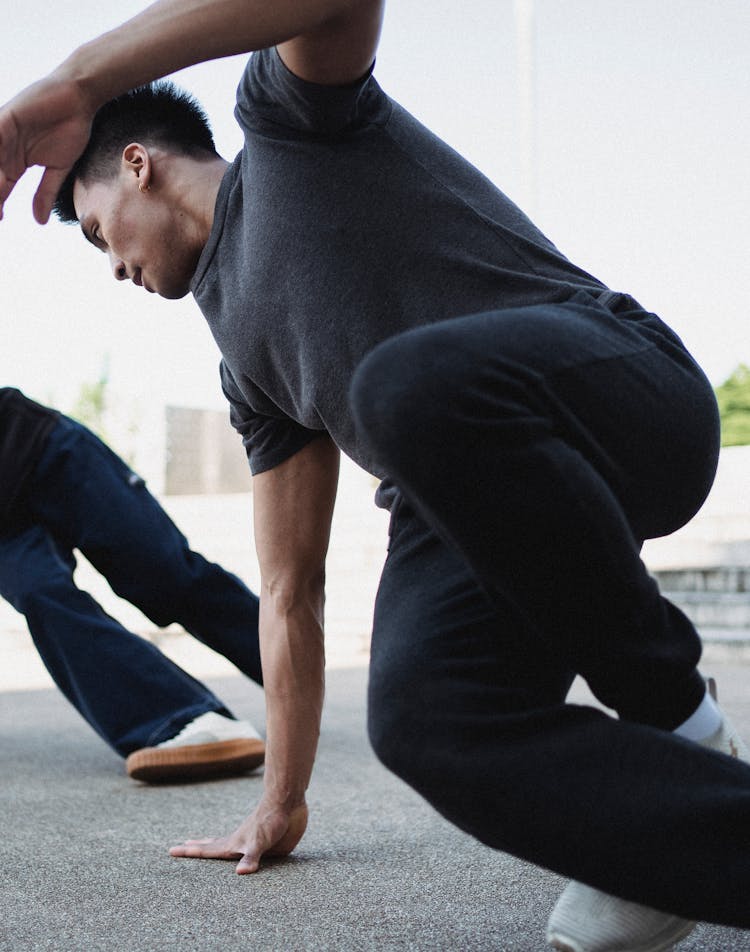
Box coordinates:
[1,0,748,422]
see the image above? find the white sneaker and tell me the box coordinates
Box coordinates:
[546,679,747,951]
[156,711,262,748]
[546,882,695,952]
[126,712,265,782]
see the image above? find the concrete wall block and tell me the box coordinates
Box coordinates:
[653,567,750,594]
[663,591,750,628]
[165,405,251,495]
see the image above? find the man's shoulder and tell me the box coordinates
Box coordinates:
[234,46,389,139]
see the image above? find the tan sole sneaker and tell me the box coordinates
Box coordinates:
[126,737,265,783]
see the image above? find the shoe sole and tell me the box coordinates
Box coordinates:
[126,738,265,783]
[548,917,696,952]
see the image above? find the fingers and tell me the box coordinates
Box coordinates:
[236,850,262,875]
[168,837,263,874]
[0,171,17,222]
[0,75,93,225]
[169,833,265,873]
[169,802,309,874]
[234,803,308,873]
[0,117,17,221]
[168,836,242,861]
[33,166,69,224]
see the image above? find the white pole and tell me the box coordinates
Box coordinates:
[514,0,537,216]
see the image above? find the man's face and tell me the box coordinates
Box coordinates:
[73,168,200,300]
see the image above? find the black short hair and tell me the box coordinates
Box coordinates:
[53,80,218,223]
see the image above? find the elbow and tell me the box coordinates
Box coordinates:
[262,567,326,619]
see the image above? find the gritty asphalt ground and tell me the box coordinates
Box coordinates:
[2,451,749,950]
[2,659,750,952]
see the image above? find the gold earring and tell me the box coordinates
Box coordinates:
[138,182,150,193]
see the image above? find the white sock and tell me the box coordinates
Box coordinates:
[673,687,722,742]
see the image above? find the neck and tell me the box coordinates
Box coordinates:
[193,156,232,242]
[157,151,230,245]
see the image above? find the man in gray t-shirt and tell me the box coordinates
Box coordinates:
[2,3,749,948]
[195,47,608,487]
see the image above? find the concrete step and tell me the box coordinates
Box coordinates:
[652,566,750,593]
[653,567,750,636]
[663,592,750,629]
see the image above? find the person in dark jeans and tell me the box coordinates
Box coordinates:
[0,387,265,782]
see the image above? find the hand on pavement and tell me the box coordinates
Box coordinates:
[169,800,309,874]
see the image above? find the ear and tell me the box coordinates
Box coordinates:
[121,143,152,190]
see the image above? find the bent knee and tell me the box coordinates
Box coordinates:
[367,693,417,778]
[351,334,428,436]
[350,329,460,473]
[366,659,442,782]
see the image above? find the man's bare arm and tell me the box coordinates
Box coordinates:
[170,435,340,873]
[254,434,339,817]
[0,0,384,222]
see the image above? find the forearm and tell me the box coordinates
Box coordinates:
[168,583,325,870]
[0,0,383,221]
[54,0,371,109]
[260,589,326,809]
[251,436,340,809]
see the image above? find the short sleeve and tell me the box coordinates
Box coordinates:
[234,47,385,139]
[220,360,322,475]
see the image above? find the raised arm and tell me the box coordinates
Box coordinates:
[0,0,384,222]
[171,434,340,873]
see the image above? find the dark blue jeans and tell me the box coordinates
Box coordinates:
[0,417,261,756]
[351,292,750,927]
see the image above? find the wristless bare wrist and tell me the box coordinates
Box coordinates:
[262,776,308,812]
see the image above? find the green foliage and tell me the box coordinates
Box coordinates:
[715,364,750,447]
[70,369,110,445]
[66,364,140,465]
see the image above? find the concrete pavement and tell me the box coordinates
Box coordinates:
[2,450,750,950]
[3,662,750,952]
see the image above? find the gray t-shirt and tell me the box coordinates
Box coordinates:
[191,48,607,486]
